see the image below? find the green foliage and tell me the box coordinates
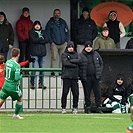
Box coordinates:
[0,112,130,133]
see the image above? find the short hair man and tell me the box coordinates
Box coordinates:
[0,48,23,119]
[45,9,69,76]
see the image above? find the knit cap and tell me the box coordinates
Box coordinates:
[82,7,89,13]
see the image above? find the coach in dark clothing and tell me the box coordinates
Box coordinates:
[74,7,98,53]
[79,41,103,113]
[61,41,80,114]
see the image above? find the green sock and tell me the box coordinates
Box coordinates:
[14,102,22,115]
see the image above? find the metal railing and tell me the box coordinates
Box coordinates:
[1,68,84,111]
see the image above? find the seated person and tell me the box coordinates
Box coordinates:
[94,27,116,50]
[125,38,133,49]
[103,74,128,113]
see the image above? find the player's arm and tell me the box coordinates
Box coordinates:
[19,60,29,67]
[15,67,22,81]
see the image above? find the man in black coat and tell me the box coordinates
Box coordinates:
[74,7,98,53]
[61,41,80,114]
[79,41,103,113]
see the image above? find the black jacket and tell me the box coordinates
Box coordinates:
[0,21,14,52]
[74,15,98,45]
[79,49,103,81]
[61,49,80,79]
[29,29,47,56]
[109,78,127,105]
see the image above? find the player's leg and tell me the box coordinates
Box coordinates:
[0,88,8,107]
[11,85,23,119]
[126,106,133,133]
[130,106,133,121]
[13,97,23,119]
[0,99,5,107]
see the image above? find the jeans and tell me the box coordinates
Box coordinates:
[30,56,45,85]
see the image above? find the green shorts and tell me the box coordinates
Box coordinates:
[0,82,22,101]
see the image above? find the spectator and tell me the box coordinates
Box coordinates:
[0,11,14,60]
[94,27,116,49]
[0,48,23,119]
[61,41,80,114]
[103,74,127,113]
[45,9,69,76]
[79,41,103,113]
[125,38,133,49]
[16,7,33,75]
[103,11,126,49]
[29,20,47,90]
[74,7,98,53]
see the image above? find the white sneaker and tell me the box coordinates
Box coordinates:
[13,114,23,119]
[62,109,66,114]
[72,108,78,114]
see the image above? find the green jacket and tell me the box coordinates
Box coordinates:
[94,35,116,50]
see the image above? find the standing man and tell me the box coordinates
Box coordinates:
[16,7,33,75]
[103,11,126,49]
[45,9,69,76]
[0,48,23,119]
[79,41,103,113]
[74,7,98,53]
[61,41,80,114]
[0,11,14,60]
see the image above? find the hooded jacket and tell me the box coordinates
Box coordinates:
[103,11,125,44]
[0,12,14,52]
[29,23,47,56]
[61,42,80,79]
[16,15,33,41]
[108,74,127,105]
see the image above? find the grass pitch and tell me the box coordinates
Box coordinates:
[0,112,130,133]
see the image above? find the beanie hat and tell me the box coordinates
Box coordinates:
[82,7,89,13]
[22,7,29,13]
[84,41,93,47]
[0,11,6,19]
[116,74,124,81]
[67,41,74,48]
[33,20,41,27]
[102,27,109,32]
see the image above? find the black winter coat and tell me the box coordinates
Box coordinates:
[79,49,103,81]
[61,49,80,79]
[0,21,14,52]
[29,29,47,56]
[109,83,127,105]
[74,15,98,44]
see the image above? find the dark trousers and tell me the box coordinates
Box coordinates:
[18,41,30,68]
[81,75,101,107]
[61,79,79,109]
